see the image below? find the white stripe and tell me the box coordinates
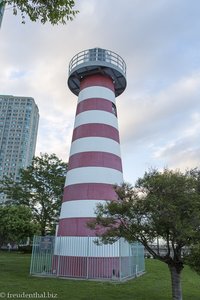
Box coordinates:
[70,137,121,157]
[78,86,115,104]
[74,110,118,129]
[54,236,125,257]
[65,167,123,186]
[59,199,106,219]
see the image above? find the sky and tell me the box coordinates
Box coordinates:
[0,0,200,184]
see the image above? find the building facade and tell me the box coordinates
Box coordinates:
[0,0,5,28]
[0,95,39,202]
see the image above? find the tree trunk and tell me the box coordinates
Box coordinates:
[168,265,183,300]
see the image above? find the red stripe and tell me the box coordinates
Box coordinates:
[80,74,114,92]
[57,216,117,237]
[72,123,120,142]
[63,183,118,202]
[53,256,120,278]
[76,98,114,115]
[68,152,122,171]
[57,217,96,236]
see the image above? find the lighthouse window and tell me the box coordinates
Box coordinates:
[112,103,117,117]
[89,48,106,61]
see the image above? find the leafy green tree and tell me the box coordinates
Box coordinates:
[184,168,200,276]
[0,205,39,247]
[185,243,200,275]
[89,169,200,300]
[0,0,79,25]
[1,153,67,235]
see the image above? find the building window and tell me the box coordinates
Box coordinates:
[112,103,117,117]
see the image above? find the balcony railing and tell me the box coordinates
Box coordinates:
[69,48,126,76]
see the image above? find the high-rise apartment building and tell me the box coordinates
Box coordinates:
[0,0,5,28]
[0,95,39,202]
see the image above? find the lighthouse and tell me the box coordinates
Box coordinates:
[55,48,127,278]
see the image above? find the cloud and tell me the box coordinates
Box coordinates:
[119,72,200,145]
[118,71,200,181]
[153,112,200,170]
[1,0,200,183]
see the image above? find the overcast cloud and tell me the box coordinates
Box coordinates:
[0,0,200,183]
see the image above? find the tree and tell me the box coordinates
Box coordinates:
[185,243,200,275]
[0,0,79,25]
[0,205,39,247]
[89,169,200,300]
[0,153,67,235]
[184,168,200,276]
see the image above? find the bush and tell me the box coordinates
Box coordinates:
[18,245,32,253]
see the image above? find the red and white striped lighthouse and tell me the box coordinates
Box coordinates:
[55,48,127,278]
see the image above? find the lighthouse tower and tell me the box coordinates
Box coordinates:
[55,48,127,278]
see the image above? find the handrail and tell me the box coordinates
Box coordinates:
[69,48,126,76]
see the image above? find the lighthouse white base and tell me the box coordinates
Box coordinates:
[53,236,122,279]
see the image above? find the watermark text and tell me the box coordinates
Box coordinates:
[0,292,58,299]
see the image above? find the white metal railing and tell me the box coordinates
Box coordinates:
[30,236,145,280]
[69,48,126,76]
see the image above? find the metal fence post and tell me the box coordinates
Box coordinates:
[119,238,122,281]
[56,237,61,277]
[29,235,36,274]
[86,236,89,279]
[129,242,131,277]
[136,242,138,277]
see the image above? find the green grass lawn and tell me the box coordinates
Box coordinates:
[0,251,199,300]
